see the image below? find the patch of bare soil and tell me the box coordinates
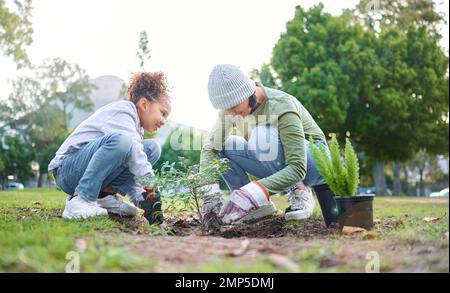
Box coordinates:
[111,212,340,239]
[97,213,448,272]
[218,214,339,239]
[125,235,311,266]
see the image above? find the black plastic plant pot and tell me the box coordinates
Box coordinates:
[313,184,339,227]
[335,195,374,230]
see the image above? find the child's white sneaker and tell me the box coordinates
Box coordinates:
[97,194,138,217]
[62,196,108,219]
[284,188,315,221]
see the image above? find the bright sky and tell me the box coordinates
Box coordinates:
[0,0,448,130]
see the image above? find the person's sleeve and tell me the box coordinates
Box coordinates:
[258,112,307,194]
[200,112,234,166]
[128,184,146,204]
[101,111,153,177]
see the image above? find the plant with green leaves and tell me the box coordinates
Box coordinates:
[310,134,360,197]
[0,0,33,68]
[148,157,228,230]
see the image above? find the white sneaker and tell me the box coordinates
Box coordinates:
[239,200,278,223]
[285,188,315,221]
[97,194,138,217]
[62,196,108,219]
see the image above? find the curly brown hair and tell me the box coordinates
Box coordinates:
[126,72,170,104]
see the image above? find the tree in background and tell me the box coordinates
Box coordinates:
[38,57,94,130]
[0,134,34,187]
[26,104,69,186]
[354,0,448,195]
[354,0,445,35]
[0,158,4,177]
[0,58,93,134]
[271,5,377,137]
[409,149,446,196]
[0,76,44,129]
[348,25,448,195]
[0,0,33,67]
[136,30,151,71]
[0,58,93,185]
[0,1,34,182]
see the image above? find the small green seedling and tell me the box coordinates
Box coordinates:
[150,157,228,230]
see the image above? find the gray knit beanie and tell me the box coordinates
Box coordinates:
[208,64,256,110]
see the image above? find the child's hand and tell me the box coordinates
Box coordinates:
[137,187,163,225]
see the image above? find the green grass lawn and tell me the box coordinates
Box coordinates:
[0,188,156,272]
[0,188,448,272]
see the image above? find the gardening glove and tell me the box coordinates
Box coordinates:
[219,181,270,224]
[198,183,224,232]
[134,172,163,225]
[136,185,163,225]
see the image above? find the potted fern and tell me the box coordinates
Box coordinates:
[310,134,374,230]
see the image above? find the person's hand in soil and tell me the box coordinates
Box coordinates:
[198,183,224,233]
[137,186,163,225]
[219,181,270,224]
[134,173,163,225]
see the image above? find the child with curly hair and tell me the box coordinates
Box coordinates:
[48,72,171,224]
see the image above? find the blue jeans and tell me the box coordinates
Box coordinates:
[219,125,327,194]
[55,133,161,202]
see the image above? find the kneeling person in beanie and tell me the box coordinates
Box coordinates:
[48,72,171,225]
[200,64,338,232]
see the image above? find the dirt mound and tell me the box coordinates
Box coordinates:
[110,212,340,239]
[218,214,339,239]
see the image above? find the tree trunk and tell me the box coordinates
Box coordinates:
[392,162,402,195]
[63,103,68,131]
[419,169,425,197]
[38,173,44,188]
[402,164,410,195]
[372,161,388,195]
[41,173,48,187]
